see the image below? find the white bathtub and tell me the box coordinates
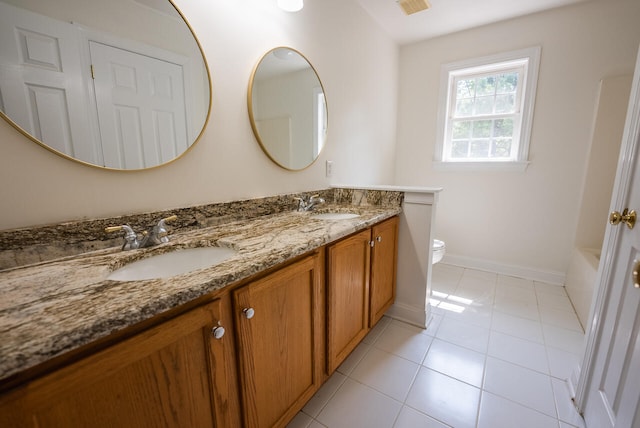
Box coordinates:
[565,247,600,330]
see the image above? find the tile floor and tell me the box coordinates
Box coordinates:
[287,263,587,428]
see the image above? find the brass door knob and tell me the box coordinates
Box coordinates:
[609,209,636,229]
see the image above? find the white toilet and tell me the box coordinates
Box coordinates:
[432,239,446,264]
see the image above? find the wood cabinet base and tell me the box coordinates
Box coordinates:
[234,252,325,428]
[0,297,241,427]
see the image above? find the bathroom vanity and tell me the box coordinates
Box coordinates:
[0,189,404,427]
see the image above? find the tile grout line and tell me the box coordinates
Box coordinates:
[293,264,584,428]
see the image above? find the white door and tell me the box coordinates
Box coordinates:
[578,46,640,428]
[90,41,188,169]
[0,2,98,164]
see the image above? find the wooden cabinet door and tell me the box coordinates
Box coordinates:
[326,229,371,373]
[369,216,399,326]
[0,298,239,428]
[233,253,324,428]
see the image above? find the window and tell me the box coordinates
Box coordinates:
[435,47,540,170]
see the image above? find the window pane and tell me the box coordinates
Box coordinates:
[457,79,475,98]
[455,98,474,116]
[472,120,492,138]
[476,76,496,96]
[492,138,512,157]
[494,94,515,113]
[493,118,514,138]
[470,140,490,157]
[475,96,494,115]
[452,121,471,139]
[497,73,518,94]
[451,140,469,158]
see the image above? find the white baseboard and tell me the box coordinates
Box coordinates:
[567,361,581,399]
[442,254,566,285]
[386,302,428,329]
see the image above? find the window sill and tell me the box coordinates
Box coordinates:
[432,160,530,172]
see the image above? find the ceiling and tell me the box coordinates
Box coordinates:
[134,0,180,17]
[352,0,593,45]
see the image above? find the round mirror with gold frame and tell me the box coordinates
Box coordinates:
[248,47,328,171]
[0,0,211,171]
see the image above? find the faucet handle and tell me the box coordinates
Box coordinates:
[105,225,125,234]
[105,225,140,250]
[160,215,178,224]
[105,224,136,236]
[154,215,178,243]
[156,215,177,231]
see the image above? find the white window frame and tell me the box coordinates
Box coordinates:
[434,47,541,172]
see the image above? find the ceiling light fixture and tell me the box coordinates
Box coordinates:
[273,48,294,60]
[277,0,304,12]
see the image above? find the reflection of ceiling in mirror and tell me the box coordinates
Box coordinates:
[256,50,312,81]
[2,0,175,16]
[0,0,190,55]
[133,0,180,18]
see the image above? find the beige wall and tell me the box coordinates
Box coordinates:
[0,0,399,230]
[5,0,636,281]
[574,74,632,250]
[394,0,640,278]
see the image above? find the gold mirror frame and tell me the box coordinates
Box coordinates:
[0,0,212,171]
[248,47,328,171]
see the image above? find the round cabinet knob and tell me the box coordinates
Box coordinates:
[376,236,383,243]
[243,307,255,319]
[211,324,225,339]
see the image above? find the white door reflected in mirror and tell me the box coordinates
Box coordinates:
[0,0,210,170]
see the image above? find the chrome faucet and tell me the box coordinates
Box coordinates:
[140,215,177,247]
[105,224,141,250]
[307,195,325,211]
[294,194,325,212]
[105,215,178,250]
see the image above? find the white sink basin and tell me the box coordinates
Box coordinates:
[107,247,237,281]
[310,212,360,220]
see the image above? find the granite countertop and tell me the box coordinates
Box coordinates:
[0,205,400,383]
